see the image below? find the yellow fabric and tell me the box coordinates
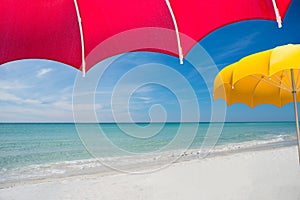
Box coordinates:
[213,44,300,108]
[270,44,300,74]
[232,49,272,83]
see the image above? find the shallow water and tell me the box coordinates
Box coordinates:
[0,122,297,185]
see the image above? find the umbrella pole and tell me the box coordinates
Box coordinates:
[290,69,300,164]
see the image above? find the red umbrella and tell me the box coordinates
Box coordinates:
[0,0,292,76]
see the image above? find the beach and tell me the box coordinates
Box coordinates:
[1,0,300,198]
[1,146,300,200]
[1,122,300,199]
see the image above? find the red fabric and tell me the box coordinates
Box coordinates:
[0,0,292,71]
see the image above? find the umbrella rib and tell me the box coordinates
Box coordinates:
[272,75,287,91]
[278,79,283,107]
[250,75,285,107]
[165,0,184,64]
[284,69,292,87]
[271,0,282,28]
[251,75,291,92]
[73,0,86,77]
[250,77,262,107]
[272,74,292,92]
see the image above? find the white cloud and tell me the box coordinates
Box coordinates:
[0,91,21,102]
[53,101,103,111]
[0,80,31,90]
[36,68,53,77]
[134,85,154,93]
[73,103,103,110]
[23,99,42,104]
[58,86,74,94]
[0,105,74,122]
[51,101,72,111]
[214,32,260,61]
[0,91,43,105]
[134,96,152,101]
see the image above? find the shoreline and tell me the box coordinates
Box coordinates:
[1,145,300,200]
[0,141,297,189]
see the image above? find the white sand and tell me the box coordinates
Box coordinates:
[1,146,300,200]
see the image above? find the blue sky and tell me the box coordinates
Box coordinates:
[0,0,300,123]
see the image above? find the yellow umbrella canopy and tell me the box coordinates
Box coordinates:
[213,44,300,163]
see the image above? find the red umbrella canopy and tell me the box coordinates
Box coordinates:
[0,0,292,73]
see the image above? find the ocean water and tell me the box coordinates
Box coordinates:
[0,122,297,185]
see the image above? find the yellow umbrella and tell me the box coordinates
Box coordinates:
[214,44,300,162]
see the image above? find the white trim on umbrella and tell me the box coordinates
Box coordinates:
[165,0,184,64]
[73,0,86,77]
[271,0,283,28]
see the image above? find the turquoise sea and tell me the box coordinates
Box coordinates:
[0,122,297,185]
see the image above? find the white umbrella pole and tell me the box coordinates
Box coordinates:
[290,69,300,164]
